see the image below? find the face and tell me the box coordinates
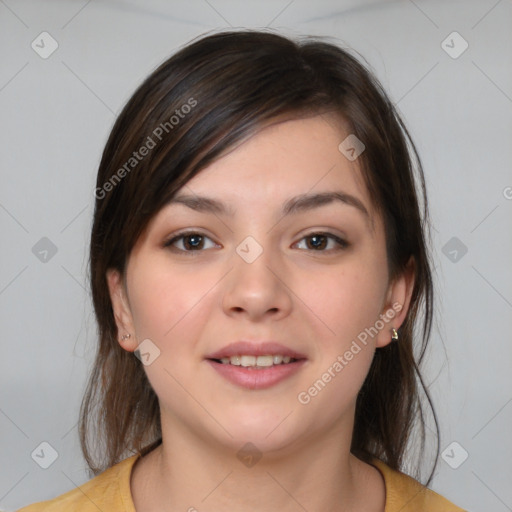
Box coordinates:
[108,114,414,454]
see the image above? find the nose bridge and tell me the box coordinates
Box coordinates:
[222,233,292,319]
[233,233,281,290]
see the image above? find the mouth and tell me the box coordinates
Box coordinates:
[205,341,307,389]
[208,354,302,368]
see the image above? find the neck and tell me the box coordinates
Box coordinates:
[132,415,384,512]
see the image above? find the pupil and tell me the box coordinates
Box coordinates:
[309,235,326,250]
[186,235,202,249]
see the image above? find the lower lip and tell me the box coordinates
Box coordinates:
[206,359,306,390]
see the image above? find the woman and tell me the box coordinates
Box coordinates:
[19,30,465,511]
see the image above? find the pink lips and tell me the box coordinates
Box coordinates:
[205,341,307,390]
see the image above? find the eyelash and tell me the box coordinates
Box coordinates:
[163,230,349,254]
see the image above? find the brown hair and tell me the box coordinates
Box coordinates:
[80,29,439,483]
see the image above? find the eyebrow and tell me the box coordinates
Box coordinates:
[168,191,373,230]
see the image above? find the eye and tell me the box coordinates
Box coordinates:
[163,230,348,253]
[294,232,349,251]
[164,231,218,252]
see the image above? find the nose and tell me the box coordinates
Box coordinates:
[222,242,293,323]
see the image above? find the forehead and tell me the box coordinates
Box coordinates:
[178,114,378,227]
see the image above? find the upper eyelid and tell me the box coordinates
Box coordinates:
[164,229,216,243]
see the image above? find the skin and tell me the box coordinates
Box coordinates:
[107,114,415,512]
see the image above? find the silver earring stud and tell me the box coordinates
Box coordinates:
[120,333,131,341]
[391,328,398,341]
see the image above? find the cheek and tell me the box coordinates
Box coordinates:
[298,260,388,346]
[292,252,388,404]
[125,256,222,409]
[295,268,382,413]
[126,255,215,348]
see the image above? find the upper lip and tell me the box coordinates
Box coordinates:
[206,341,307,360]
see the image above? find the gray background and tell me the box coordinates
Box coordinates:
[1,0,511,510]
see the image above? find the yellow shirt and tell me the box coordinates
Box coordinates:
[18,454,466,511]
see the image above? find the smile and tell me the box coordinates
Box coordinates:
[216,354,298,368]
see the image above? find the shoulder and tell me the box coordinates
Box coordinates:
[17,454,140,512]
[370,458,467,512]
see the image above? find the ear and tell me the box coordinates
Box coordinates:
[106,268,138,352]
[375,256,415,348]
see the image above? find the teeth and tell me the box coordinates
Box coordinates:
[240,355,256,367]
[255,355,274,367]
[218,355,296,367]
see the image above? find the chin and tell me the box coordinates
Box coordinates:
[216,409,304,452]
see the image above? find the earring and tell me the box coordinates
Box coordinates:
[120,333,131,342]
[391,328,399,341]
